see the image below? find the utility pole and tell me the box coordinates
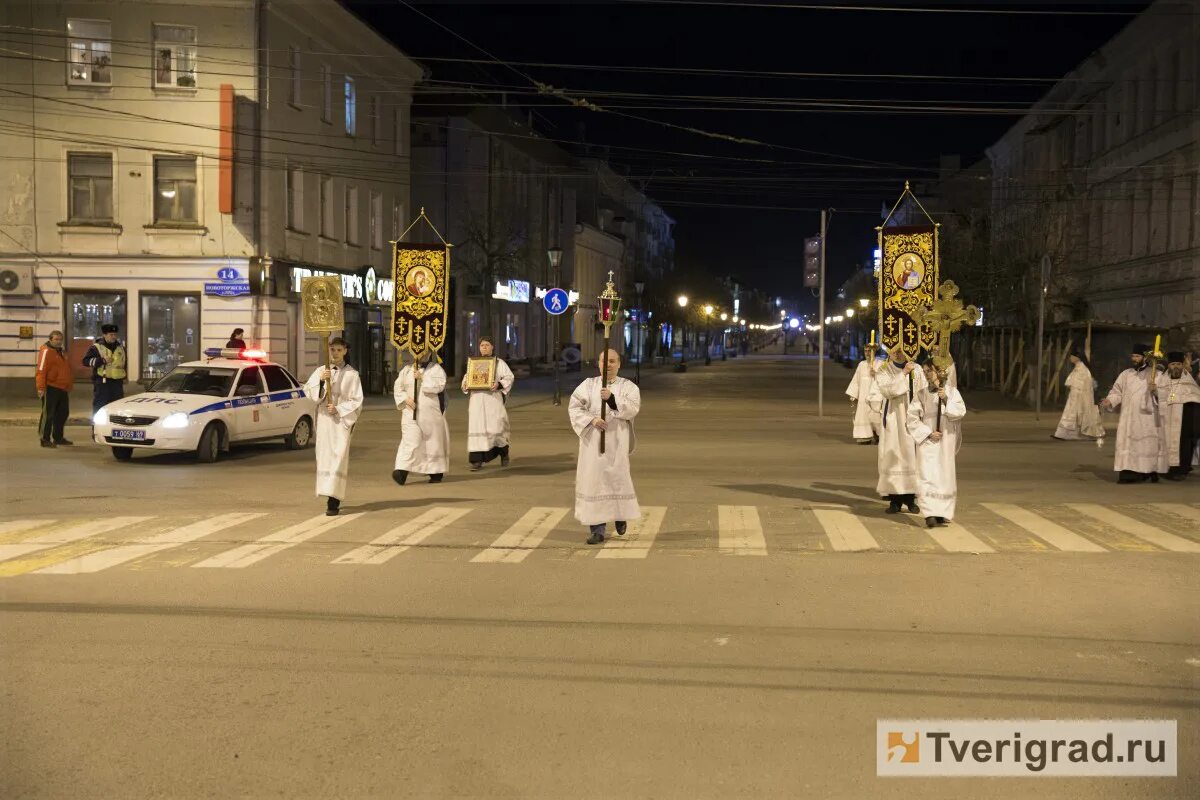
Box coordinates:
[1036,253,1049,420]
[818,209,827,418]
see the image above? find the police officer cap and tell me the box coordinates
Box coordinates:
[1166,351,1185,363]
[101,324,119,334]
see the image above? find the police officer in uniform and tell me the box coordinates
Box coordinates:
[83,323,128,414]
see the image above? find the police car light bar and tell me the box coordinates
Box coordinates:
[204,347,268,361]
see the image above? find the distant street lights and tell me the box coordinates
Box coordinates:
[634,281,645,385]
[703,305,714,365]
[676,295,689,371]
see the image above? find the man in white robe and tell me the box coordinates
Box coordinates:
[302,338,364,516]
[873,347,925,514]
[907,362,967,528]
[461,336,514,471]
[1159,351,1200,481]
[1100,344,1169,483]
[1053,351,1105,440]
[845,354,883,444]
[393,351,451,484]
[569,348,641,545]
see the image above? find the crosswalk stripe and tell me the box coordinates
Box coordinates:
[981,503,1106,552]
[813,507,879,552]
[597,507,667,559]
[1067,504,1200,553]
[0,520,57,539]
[192,513,364,569]
[1151,503,1200,526]
[718,505,767,556]
[927,522,995,554]
[333,507,471,565]
[0,517,152,564]
[34,513,267,574]
[471,507,568,564]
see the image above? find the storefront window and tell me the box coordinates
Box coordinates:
[66,290,127,380]
[504,312,522,359]
[141,293,200,381]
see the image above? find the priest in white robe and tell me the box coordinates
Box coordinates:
[873,347,925,514]
[302,337,364,516]
[393,351,451,484]
[1159,351,1200,481]
[907,362,967,528]
[845,354,883,444]
[1053,350,1105,440]
[461,336,514,471]
[569,348,641,545]
[1100,344,1169,483]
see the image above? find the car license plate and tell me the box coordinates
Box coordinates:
[111,429,146,441]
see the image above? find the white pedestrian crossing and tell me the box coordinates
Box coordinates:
[980,503,1106,552]
[0,517,152,564]
[1151,503,1200,526]
[471,507,569,564]
[333,507,471,565]
[36,513,267,574]
[597,507,667,559]
[0,519,56,538]
[718,505,767,556]
[193,513,364,569]
[927,522,994,554]
[1067,504,1200,553]
[813,506,879,552]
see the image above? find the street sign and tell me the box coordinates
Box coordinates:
[543,287,570,316]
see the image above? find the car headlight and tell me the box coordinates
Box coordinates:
[93,409,109,425]
[161,412,190,429]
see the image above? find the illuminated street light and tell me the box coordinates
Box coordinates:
[677,295,689,308]
[704,304,714,316]
[846,308,855,318]
[720,312,728,321]
[858,297,870,309]
[825,316,832,324]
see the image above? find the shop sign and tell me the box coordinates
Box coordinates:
[492,279,531,303]
[205,266,250,297]
[289,266,394,305]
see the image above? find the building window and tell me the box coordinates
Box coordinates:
[393,107,405,155]
[344,76,356,136]
[320,175,334,237]
[392,200,404,242]
[289,46,301,107]
[67,153,113,222]
[371,96,381,146]
[153,155,198,224]
[344,185,359,244]
[66,291,127,381]
[370,192,383,250]
[66,19,112,86]
[321,65,332,123]
[141,293,200,380]
[286,167,304,231]
[152,24,197,89]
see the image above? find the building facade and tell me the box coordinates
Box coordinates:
[0,0,421,394]
[985,0,1199,351]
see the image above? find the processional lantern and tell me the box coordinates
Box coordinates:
[597,272,622,455]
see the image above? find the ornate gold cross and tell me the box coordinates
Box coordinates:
[914,280,979,373]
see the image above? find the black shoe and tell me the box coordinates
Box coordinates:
[429,473,443,483]
[615,521,627,536]
[938,517,948,525]
[500,455,510,467]
[926,517,938,528]
[470,463,483,471]
[40,440,55,448]
[885,501,901,514]
[906,502,920,514]
[326,497,341,516]
[54,438,74,446]
[392,469,408,486]
[1149,473,1159,484]
[586,525,605,545]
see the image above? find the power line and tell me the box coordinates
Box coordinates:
[618,0,1145,16]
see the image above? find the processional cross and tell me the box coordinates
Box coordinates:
[915,280,979,376]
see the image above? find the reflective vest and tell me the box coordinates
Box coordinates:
[96,342,127,380]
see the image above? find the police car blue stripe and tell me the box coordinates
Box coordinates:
[189,390,303,416]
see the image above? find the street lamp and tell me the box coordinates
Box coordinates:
[858,297,870,309]
[676,295,688,371]
[846,308,855,318]
[634,281,645,385]
[548,246,564,405]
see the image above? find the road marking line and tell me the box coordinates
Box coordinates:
[34,513,266,574]
[1067,504,1200,553]
[193,513,364,569]
[981,503,1106,552]
[927,522,994,554]
[0,517,152,564]
[470,507,568,564]
[718,505,767,556]
[0,520,57,539]
[813,507,879,552]
[333,507,471,565]
[597,507,666,559]
[1150,503,1200,526]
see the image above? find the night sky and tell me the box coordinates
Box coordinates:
[349,1,1144,310]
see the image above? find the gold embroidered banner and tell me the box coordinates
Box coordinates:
[391,242,450,358]
[878,225,938,361]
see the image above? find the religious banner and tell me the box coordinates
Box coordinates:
[391,209,451,359]
[876,182,939,362]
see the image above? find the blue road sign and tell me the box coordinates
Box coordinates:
[543,287,569,316]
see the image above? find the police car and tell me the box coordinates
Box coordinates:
[92,348,317,462]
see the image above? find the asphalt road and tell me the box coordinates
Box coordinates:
[2,353,1197,799]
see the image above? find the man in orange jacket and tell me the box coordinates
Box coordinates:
[36,330,74,448]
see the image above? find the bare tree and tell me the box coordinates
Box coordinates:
[455,200,536,337]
